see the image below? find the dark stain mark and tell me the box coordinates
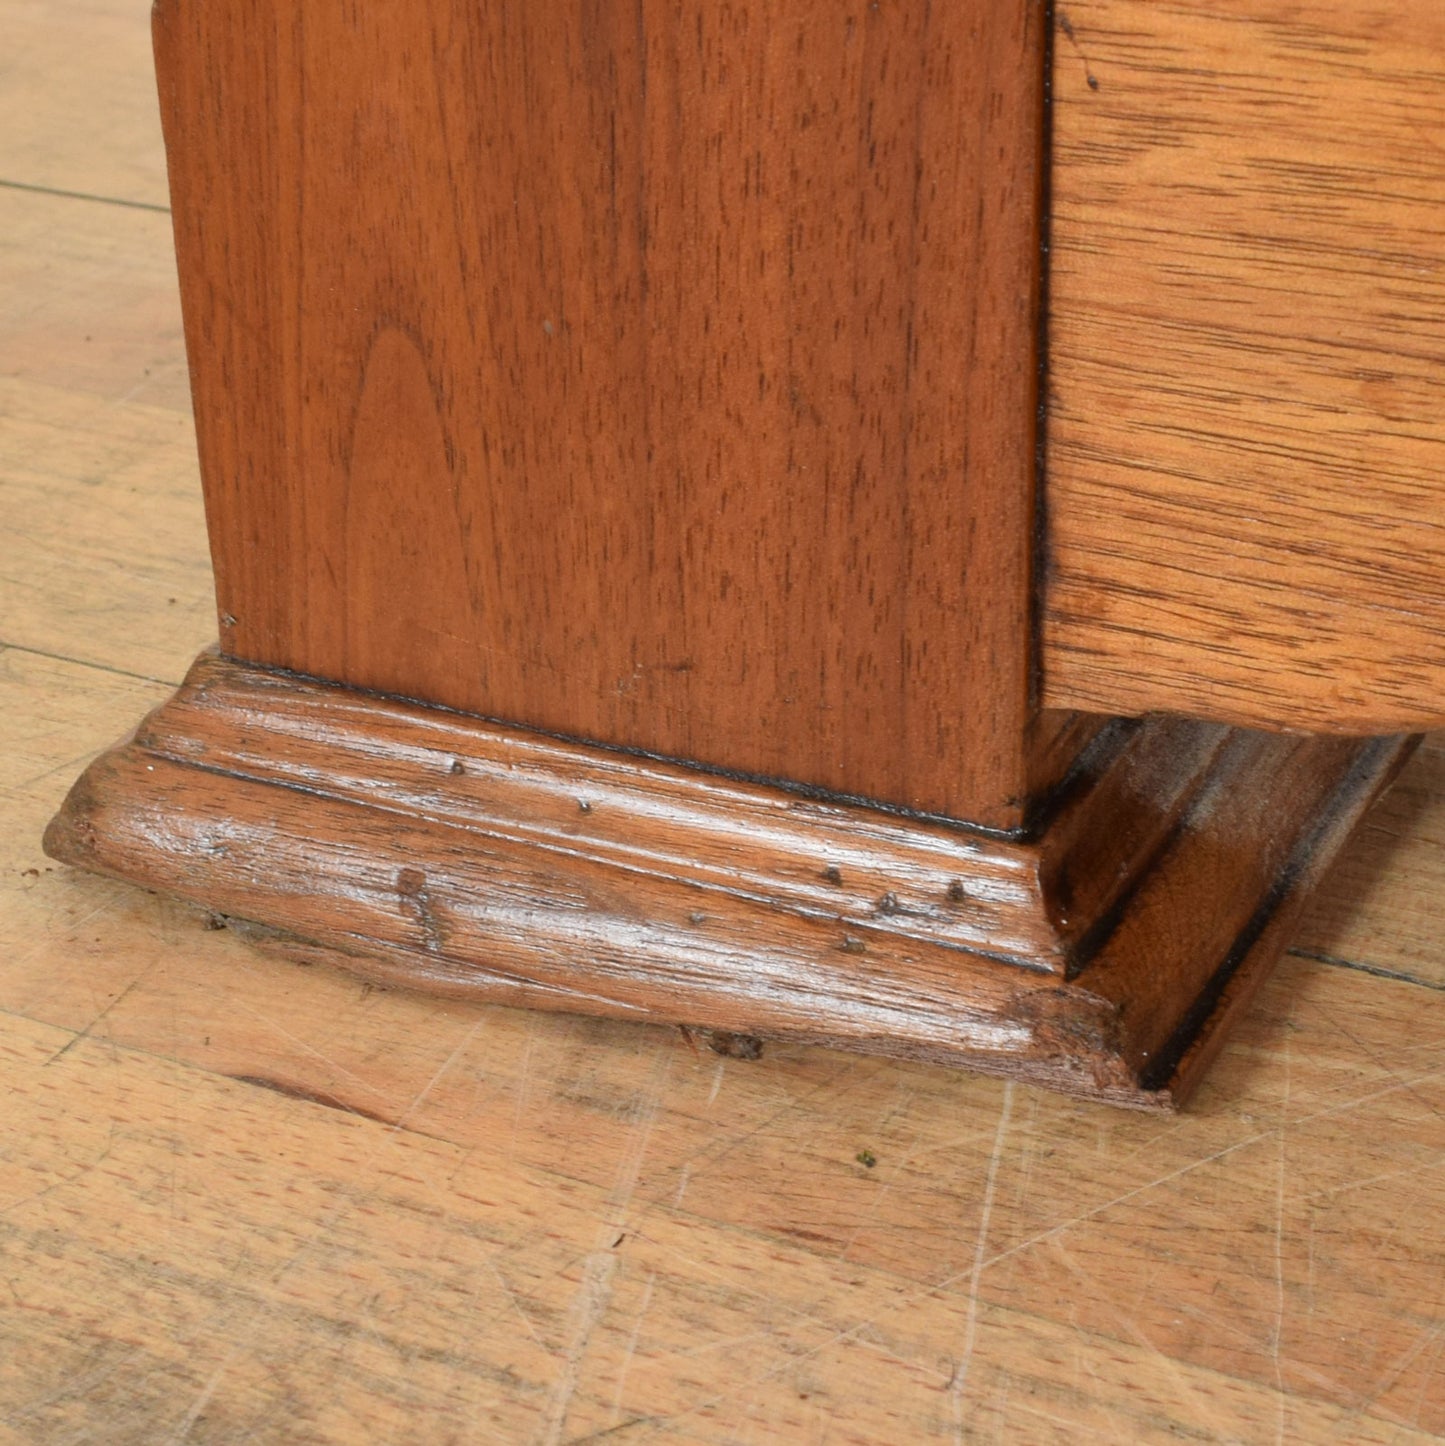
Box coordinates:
[228,1074,400,1127]
[1292,947,1445,995]
[702,1030,763,1061]
[779,1226,839,1245]
[566,1415,660,1442]
[821,865,843,885]
[856,1148,877,1169]
[947,880,969,903]
[1058,10,1101,91]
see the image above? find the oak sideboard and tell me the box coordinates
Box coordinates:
[45,1,1445,1107]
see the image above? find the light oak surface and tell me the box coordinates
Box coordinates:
[1045,0,1445,735]
[4,2,1445,1440]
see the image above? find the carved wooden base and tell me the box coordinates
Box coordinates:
[45,652,1413,1109]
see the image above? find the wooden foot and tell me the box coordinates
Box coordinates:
[44,652,1413,1109]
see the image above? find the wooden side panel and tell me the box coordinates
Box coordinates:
[154,0,1049,829]
[1044,0,1445,734]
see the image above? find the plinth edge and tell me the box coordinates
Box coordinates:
[44,650,1414,1110]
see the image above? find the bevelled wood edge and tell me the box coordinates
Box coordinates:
[43,652,1416,1109]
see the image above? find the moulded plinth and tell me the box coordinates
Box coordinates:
[45,651,1414,1109]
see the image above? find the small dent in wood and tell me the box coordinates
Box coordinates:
[448,759,466,776]
[839,935,866,955]
[396,866,447,954]
[947,880,970,904]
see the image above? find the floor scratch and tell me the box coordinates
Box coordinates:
[950,1081,1014,1438]
[229,994,394,1109]
[1050,1234,1236,1442]
[41,976,143,1066]
[1271,1024,1293,1446]
[539,1045,671,1445]
[167,1353,234,1445]
[606,1269,657,1429]
[0,1124,117,1218]
[9,892,124,975]
[162,1010,493,1438]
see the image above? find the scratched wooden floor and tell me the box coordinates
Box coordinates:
[3,4,1445,1442]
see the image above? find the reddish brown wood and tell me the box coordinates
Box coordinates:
[43,652,1414,1108]
[153,0,1052,831]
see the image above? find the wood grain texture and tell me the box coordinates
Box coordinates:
[154,0,1050,829]
[0,188,190,414]
[1044,0,1445,734]
[0,376,212,682]
[1298,736,1445,991]
[3,996,1442,1444]
[0,176,209,681]
[43,650,1413,1108]
[9,649,1445,1442]
[11,7,1445,1436]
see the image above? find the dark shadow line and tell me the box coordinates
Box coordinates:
[0,638,183,689]
[1290,946,1445,995]
[0,178,171,214]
